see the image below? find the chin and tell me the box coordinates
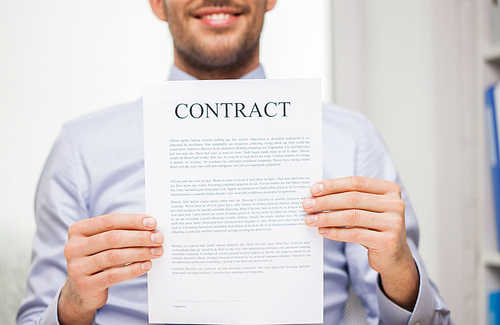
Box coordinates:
[183,42,257,70]
[188,53,244,70]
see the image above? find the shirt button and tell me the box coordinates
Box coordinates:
[414,322,420,325]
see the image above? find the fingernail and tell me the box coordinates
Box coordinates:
[310,183,324,195]
[141,261,152,271]
[150,247,163,256]
[318,228,330,234]
[305,215,318,225]
[151,232,164,244]
[143,217,156,228]
[303,198,316,210]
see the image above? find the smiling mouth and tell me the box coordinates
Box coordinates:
[193,7,243,27]
[198,13,240,21]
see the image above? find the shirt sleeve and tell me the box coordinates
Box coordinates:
[17,126,89,324]
[347,117,453,324]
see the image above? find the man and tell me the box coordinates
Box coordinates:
[17,0,452,324]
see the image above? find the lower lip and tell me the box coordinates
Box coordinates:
[198,14,239,28]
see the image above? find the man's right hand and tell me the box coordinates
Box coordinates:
[58,214,164,325]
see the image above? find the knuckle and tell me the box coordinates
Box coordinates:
[63,244,73,259]
[64,240,82,259]
[330,227,341,239]
[347,210,361,224]
[324,180,335,192]
[67,223,78,237]
[88,234,100,249]
[105,269,120,285]
[67,263,79,278]
[393,198,405,211]
[346,192,360,206]
[319,212,330,225]
[105,231,121,246]
[101,214,116,230]
[132,215,143,228]
[350,176,365,189]
[390,182,402,195]
[106,250,120,264]
[131,263,145,277]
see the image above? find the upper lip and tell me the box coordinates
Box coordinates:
[193,7,242,18]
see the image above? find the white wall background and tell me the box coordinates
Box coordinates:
[333,1,479,324]
[0,1,330,323]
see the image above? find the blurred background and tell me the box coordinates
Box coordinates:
[0,0,489,324]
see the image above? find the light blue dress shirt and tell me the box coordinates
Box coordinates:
[17,65,452,325]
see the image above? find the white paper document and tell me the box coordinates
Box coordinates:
[144,78,323,324]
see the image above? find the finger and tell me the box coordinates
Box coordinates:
[317,226,384,248]
[69,214,157,237]
[71,230,164,257]
[304,209,398,231]
[302,191,405,214]
[80,246,163,275]
[90,261,153,292]
[310,177,401,198]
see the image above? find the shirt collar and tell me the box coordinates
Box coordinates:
[167,64,266,81]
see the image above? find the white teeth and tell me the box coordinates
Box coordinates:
[205,13,231,20]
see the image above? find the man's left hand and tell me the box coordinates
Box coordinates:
[303,176,419,311]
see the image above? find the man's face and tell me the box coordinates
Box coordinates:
[163,0,273,70]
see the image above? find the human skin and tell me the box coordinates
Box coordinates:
[58,214,164,325]
[303,176,419,311]
[149,0,277,79]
